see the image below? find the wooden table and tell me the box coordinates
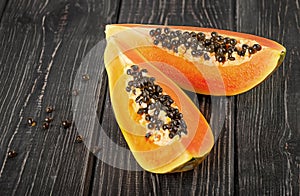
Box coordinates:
[0,0,299,195]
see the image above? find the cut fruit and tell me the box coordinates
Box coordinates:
[105,24,286,95]
[104,43,214,173]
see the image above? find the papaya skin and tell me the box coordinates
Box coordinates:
[105,24,286,96]
[104,44,214,173]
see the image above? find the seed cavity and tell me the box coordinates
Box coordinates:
[126,65,188,143]
[149,27,262,63]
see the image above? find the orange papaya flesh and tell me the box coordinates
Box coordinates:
[105,24,286,95]
[104,48,214,173]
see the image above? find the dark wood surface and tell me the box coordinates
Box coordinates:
[0,0,298,195]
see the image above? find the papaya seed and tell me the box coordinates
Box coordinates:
[253,44,262,51]
[149,28,263,64]
[149,29,155,36]
[211,31,218,37]
[204,53,210,60]
[155,28,162,35]
[164,27,170,34]
[8,150,17,158]
[125,65,188,139]
[153,40,159,45]
[45,106,54,113]
[145,132,152,138]
[248,47,256,54]
[42,122,50,130]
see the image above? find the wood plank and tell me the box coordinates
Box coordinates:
[91,0,236,195]
[0,0,120,195]
[236,0,300,195]
[0,0,8,20]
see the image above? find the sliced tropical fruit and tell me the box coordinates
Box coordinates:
[104,43,214,173]
[105,24,286,95]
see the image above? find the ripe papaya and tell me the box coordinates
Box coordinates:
[104,41,214,173]
[105,24,286,95]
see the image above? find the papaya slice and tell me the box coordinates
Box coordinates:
[104,42,214,173]
[105,24,286,95]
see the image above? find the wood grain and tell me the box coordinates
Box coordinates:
[0,0,299,195]
[0,0,8,20]
[236,0,300,195]
[0,0,120,195]
[91,0,236,195]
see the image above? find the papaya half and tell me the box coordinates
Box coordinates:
[104,40,214,173]
[105,24,286,96]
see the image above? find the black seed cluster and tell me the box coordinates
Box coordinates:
[149,27,262,63]
[126,65,187,139]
